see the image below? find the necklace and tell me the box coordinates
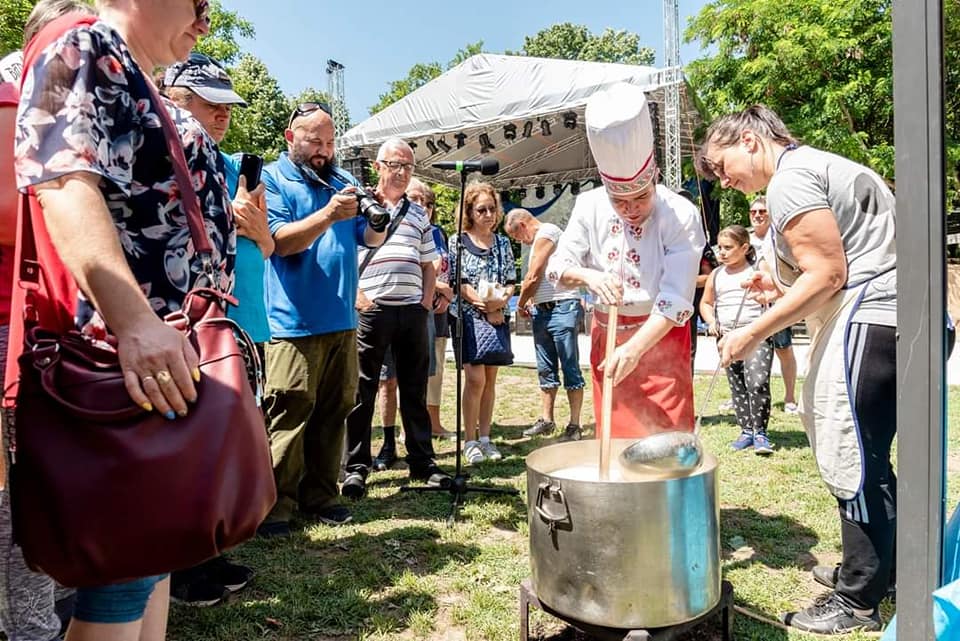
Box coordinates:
[775,143,798,171]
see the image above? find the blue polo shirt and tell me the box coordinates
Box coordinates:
[263,153,367,337]
[221,152,271,343]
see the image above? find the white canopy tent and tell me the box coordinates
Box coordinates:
[340,54,703,191]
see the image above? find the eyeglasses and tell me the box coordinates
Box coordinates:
[750,208,767,214]
[194,0,210,25]
[474,206,497,216]
[379,159,415,172]
[703,155,725,179]
[288,102,331,128]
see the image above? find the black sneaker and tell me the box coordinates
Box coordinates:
[559,423,582,442]
[308,504,353,526]
[522,418,556,437]
[372,445,398,471]
[409,462,452,488]
[341,471,367,500]
[203,556,254,593]
[812,564,897,600]
[783,592,881,634]
[170,573,230,607]
[256,521,291,539]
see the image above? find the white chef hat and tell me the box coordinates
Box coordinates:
[585,82,658,196]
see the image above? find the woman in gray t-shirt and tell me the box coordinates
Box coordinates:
[697,105,895,635]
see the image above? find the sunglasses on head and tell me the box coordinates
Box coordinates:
[288,102,332,128]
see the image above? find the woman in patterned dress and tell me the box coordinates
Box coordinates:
[448,182,516,464]
[14,1,233,639]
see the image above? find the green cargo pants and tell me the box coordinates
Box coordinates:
[262,330,358,523]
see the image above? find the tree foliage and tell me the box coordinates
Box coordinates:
[514,23,655,66]
[945,1,960,207]
[685,0,895,221]
[220,54,289,160]
[0,0,33,55]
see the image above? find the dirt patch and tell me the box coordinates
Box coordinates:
[795,551,843,597]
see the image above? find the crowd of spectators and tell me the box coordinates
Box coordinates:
[0,1,885,639]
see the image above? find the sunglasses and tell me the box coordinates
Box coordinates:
[750,208,767,213]
[703,156,725,180]
[473,206,497,216]
[288,102,332,128]
[194,0,210,25]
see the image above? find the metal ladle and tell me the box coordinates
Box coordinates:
[619,289,750,477]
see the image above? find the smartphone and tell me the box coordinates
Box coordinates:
[238,153,263,190]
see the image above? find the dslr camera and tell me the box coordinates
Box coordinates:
[354,189,390,233]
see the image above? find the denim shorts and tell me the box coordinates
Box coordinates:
[73,575,166,624]
[772,326,793,350]
[532,299,585,390]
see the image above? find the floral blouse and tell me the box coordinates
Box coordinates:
[14,21,235,334]
[448,232,516,318]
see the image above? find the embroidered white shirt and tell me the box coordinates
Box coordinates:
[547,185,705,325]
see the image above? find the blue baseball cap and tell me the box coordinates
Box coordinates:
[163,52,246,106]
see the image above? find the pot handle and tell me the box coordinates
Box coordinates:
[535,481,570,532]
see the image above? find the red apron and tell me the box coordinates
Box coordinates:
[590,310,694,439]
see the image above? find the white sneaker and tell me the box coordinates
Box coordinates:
[784,402,799,415]
[464,441,485,465]
[479,440,502,461]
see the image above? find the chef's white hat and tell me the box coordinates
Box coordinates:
[586,82,658,196]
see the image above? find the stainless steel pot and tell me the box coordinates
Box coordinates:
[527,439,720,629]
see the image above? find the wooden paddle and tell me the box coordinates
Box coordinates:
[599,305,618,480]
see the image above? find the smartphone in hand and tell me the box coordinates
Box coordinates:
[238,153,263,190]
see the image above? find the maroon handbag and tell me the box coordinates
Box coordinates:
[8,71,276,587]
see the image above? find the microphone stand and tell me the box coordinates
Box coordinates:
[400,166,519,524]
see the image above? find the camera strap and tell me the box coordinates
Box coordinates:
[358,196,411,277]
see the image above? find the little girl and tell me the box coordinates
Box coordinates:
[699,225,774,455]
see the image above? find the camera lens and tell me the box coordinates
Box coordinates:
[356,194,389,232]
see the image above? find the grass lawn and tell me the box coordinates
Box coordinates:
[168,363,960,641]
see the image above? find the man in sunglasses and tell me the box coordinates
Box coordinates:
[258,102,386,534]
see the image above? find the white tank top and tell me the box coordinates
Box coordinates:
[713,264,764,330]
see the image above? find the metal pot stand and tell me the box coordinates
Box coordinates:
[519,579,735,641]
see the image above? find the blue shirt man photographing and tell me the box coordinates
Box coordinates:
[259,104,385,534]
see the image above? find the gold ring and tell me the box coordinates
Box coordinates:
[155,370,173,385]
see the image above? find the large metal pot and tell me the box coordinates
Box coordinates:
[527,439,720,629]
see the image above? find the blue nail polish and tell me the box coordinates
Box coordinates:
[165,410,176,420]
